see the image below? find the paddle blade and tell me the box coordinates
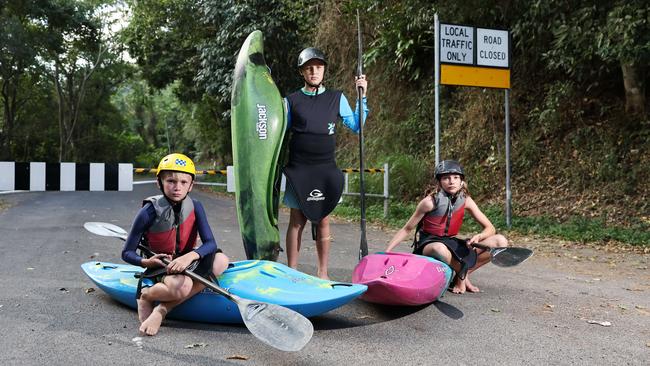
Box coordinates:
[236,297,313,352]
[490,247,533,267]
[84,222,128,240]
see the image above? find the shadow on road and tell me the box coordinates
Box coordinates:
[433,300,464,319]
[310,297,463,330]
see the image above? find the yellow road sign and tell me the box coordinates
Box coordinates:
[440,64,510,89]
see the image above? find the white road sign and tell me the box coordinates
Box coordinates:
[476,28,509,67]
[440,24,474,65]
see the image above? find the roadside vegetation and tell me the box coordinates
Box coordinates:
[334,200,650,246]
[1,1,648,245]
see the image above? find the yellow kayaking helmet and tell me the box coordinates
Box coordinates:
[156,153,196,179]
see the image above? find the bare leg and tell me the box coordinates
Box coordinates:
[137,287,155,322]
[315,217,331,280]
[137,278,188,322]
[212,252,229,276]
[286,209,306,269]
[139,303,168,336]
[139,276,205,336]
[138,275,192,303]
[464,276,480,293]
[422,243,467,294]
[463,234,509,293]
[138,253,232,336]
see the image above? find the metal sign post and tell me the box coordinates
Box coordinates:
[434,13,440,166]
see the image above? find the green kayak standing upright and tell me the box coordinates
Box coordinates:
[231,30,286,260]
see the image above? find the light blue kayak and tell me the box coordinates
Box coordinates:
[82,261,366,324]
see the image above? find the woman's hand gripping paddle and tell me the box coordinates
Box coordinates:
[471,242,533,267]
[83,222,313,352]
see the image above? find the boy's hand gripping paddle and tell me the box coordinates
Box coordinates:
[83,222,313,352]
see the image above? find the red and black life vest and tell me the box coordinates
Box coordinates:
[421,190,466,237]
[143,195,198,257]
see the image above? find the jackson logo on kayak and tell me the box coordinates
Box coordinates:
[256,103,268,140]
[306,189,325,201]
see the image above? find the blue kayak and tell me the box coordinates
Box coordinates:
[82,261,366,324]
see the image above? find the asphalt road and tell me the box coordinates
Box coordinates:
[0,184,648,365]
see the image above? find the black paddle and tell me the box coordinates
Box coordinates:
[356,9,368,260]
[472,242,533,267]
[83,222,313,352]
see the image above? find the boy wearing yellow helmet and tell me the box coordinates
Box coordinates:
[121,153,229,336]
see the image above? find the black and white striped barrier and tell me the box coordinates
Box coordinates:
[0,162,133,192]
[1,161,390,217]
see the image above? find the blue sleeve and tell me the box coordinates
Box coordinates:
[192,199,218,258]
[284,97,292,130]
[339,94,369,134]
[121,204,155,266]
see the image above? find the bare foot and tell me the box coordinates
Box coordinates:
[451,278,466,294]
[139,305,168,336]
[316,267,330,281]
[465,278,480,293]
[136,289,154,323]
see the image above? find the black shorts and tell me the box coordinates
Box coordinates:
[413,232,477,278]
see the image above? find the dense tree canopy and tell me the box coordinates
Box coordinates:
[1,0,648,224]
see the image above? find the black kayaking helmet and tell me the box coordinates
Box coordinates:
[435,160,465,180]
[297,47,327,68]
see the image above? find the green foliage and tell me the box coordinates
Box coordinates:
[543,1,650,79]
[2,0,648,246]
[599,2,650,64]
[463,205,650,246]
[182,95,231,166]
[121,0,314,164]
[197,0,314,102]
[335,201,650,246]
[384,153,431,201]
[527,81,578,139]
[363,0,437,82]
[122,0,206,101]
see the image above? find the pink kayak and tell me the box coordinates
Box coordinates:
[352,252,453,306]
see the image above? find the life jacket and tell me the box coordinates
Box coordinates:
[142,195,198,257]
[283,89,344,230]
[421,190,466,237]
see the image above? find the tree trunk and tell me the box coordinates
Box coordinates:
[1,80,16,159]
[621,62,646,116]
[54,68,68,162]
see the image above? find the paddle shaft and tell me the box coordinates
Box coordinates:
[357,9,368,260]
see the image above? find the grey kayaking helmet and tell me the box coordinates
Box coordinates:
[297,47,327,68]
[435,160,465,180]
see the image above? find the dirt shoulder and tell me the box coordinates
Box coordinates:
[511,233,650,283]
